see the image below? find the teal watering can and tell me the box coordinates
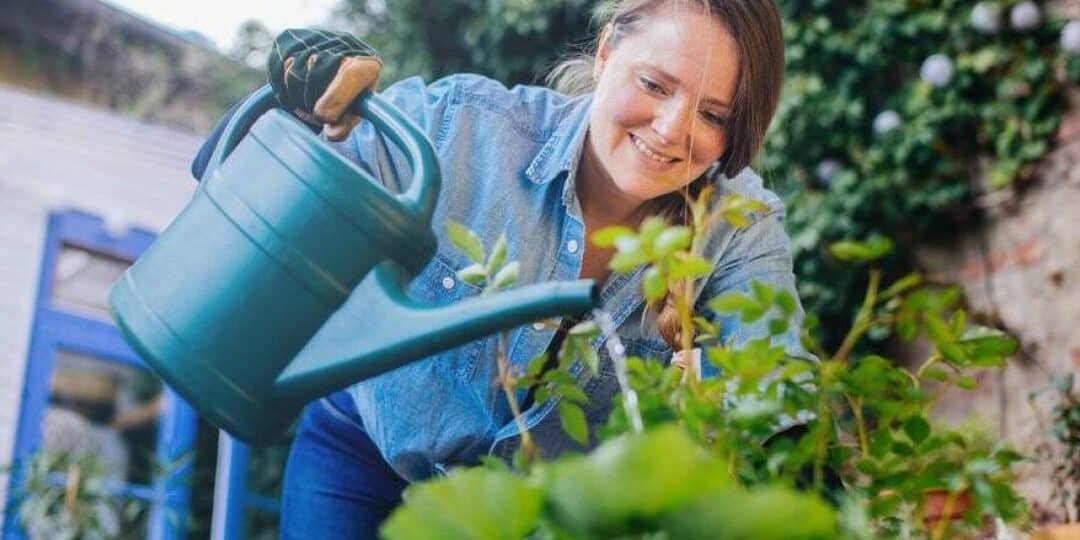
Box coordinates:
[109,86,598,446]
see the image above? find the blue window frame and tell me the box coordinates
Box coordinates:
[4,210,198,540]
[210,435,283,539]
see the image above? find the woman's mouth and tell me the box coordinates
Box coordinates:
[630,134,678,164]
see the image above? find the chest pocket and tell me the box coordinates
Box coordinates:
[408,252,486,379]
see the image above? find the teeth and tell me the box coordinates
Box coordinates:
[632,135,675,163]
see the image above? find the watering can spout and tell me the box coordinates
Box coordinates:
[275,261,598,399]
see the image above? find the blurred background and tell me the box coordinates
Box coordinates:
[1,0,1079,537]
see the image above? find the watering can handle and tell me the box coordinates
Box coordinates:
[202,85,440,220]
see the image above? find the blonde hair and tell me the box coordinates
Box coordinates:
[548,0,785,348]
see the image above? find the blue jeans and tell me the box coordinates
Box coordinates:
[281,391,408,539]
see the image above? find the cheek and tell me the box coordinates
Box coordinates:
[689,131,728,166]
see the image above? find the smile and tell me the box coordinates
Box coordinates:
[630,134,677,164]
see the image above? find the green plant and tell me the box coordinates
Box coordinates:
[4,450,147,540]
[768,0,1079,347]
[380,190,1026,538]
[1042,373,1080,523]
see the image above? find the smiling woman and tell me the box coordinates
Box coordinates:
[187,1,799,537]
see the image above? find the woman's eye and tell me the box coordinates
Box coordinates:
[701,111,727,126]
[639,77,665,94]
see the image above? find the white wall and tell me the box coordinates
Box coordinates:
[0,83,200,517]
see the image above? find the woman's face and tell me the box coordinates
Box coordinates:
[586,5,740,204]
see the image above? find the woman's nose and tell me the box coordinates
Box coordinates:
[651,99,692,146]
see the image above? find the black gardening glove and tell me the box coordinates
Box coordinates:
[267,28,382,140]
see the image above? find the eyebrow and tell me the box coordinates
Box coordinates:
[634,61,732,110]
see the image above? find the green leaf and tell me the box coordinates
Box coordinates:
[954,376,979,390]
[829,236,894,263]
[456,263,487,287]
[485,233,507,276]
[489,261,520,291]
[558,401,589,445]
[924,312,966,364]
[768,318,790,336]
[903,415,930,445]
[668,253,712,280]
[568,320,599,338]
[709,292,757,314]
[750,280,777,305]
[652,226,692,257]
[591,226,636,248]
[662,486,837,539]
[643,266,668,303]
[557,382,589,404]
[446,220,485,264]
[608,250,649,272]
[578,342,600,375]
[880,272,922,299]
[381,467,542,540]
[776,291,797,315]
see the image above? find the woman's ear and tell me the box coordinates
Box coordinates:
[594,24,615,78]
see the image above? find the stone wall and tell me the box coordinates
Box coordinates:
[914,84,1080,513]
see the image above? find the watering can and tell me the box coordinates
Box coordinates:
[109,85,598,446]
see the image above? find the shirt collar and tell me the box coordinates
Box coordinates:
[525,93,593,185]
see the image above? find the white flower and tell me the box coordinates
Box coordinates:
[815,159,842,185]
[1010,1,1041,31]
[873,110,902,135]
[920,54,955,87]
[1062,20,1080,52]
[970,2,1002,34]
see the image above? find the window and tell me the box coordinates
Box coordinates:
[4,210,197,540]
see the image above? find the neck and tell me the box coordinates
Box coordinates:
[575,133,649,229]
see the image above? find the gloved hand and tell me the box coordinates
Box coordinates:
[267,28,382,141]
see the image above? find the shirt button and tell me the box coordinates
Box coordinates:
[441,276,455,289]
[532,322,545,331]
[567,239,579,254]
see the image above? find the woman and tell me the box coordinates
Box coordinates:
[194,0,804,537]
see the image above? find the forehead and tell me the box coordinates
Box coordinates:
[613,5,740,104]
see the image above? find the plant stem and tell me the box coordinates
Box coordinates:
[496,331,536,464]
[834,269,882,364]
[930,489,961,540]
[913,354,942,390]
[847,395,869,456]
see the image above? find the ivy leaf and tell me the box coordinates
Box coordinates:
[446,220,485,264]
[558,401,589,446]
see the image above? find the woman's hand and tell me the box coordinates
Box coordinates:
[267,29,382,141]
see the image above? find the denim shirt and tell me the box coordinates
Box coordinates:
[305,73,806,481]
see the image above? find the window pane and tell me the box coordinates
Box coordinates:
[50,245,130,320]
[45,349,163,486]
